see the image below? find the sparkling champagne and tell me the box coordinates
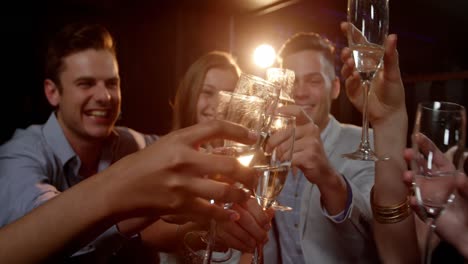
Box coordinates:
[254,165,290,209]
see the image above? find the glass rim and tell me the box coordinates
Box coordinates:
[239,73,278,88]
[218,91,266,104]
[266,67,295,75]
[268,113,296,121]
[418,101,466,112]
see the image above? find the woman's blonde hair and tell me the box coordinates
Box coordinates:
[172,51,241,130]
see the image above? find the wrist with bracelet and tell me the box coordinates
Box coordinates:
[371,186,411,224]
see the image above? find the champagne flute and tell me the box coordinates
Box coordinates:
[251,114,296,264]
[342,0,389,161]
[233,73,282,172]
[411,101,466,264]
[185,91,267,264]
[212,91,267,167]
[266,67,296,211]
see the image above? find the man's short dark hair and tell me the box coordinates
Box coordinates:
[278,32,335,68]
[45,23,116,88]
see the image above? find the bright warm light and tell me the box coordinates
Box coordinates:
[237,153,254,167]
[253,44,276,68]
[273,118,284,129]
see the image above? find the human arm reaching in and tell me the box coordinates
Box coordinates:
[340,22,420,263]
[0,120,256,263]
[403,146,468,259]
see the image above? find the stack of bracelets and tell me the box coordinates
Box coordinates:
[370,187,412,224]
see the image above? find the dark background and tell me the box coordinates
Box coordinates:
[2,0,468,144]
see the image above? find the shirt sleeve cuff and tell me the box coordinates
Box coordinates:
[320,174,353,223]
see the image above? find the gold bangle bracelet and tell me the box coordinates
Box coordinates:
[371,187,411,224]
[374,211,411,224]
[373,209,411,223]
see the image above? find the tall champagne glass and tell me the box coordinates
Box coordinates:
[342,0,389,161]
[411,101,466,264]
[233,73,282,171]
[266,67,296,211]
[213,91,267,167]
[185,91,267,264]
[251,114,296,264]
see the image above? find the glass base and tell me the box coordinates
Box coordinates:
[271,201,292,212]
[183,231,233,264]
[342,148,378,161]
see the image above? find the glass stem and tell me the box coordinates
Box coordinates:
[252,244,263,264]
[359,79,371,150]
[252,206,267,264]
[203,200,217,264]
[423,218,436,264]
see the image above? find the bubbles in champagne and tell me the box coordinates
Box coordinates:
[254,166,289,209]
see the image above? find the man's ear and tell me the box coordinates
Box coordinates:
[331,77,340,100]
[44,79,61,107]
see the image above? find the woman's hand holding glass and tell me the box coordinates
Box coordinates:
[342,0,389,161]
[410,101,466,264]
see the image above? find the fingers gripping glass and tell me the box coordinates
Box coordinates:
[411,101,466,264]
[342,0,389,161]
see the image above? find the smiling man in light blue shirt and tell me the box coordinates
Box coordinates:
[0,23,158,262]
[264,32,378,264]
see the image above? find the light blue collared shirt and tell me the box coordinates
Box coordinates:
[274,117,354,264]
